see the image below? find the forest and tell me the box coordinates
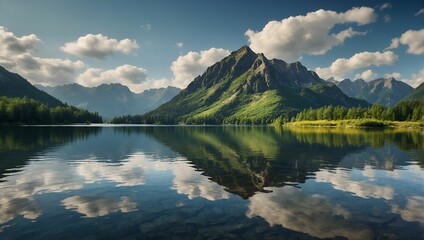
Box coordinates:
[0,96,103,124]
[292,101,423,122]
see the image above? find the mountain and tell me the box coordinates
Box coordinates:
[336,79,367,97]
[139,86,181,109]
[142,46,368,124]
[401,81,424,102]
[0,66,63,107]
[334,78,413,107]
[36,83,180,120]
[325,77,339,85]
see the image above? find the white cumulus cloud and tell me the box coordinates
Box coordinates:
[19,55,84,85]
[136,78,174,93]
[62,34,139,59]
[355,69,377,81]
[315,51,398,80]
[245,7,376,61]
[0,26,40,55]
[384,72,401,79]
[0,26,84,85]
[386,29,424,55]
[385,38,400,50]
[170,47,230,88]
[77,65,147,90]
[402,67,424,88]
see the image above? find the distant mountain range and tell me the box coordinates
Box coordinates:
[36,84,181,120]
[331,78,413,107]
[2,46,420,125]
[401,81,424,102]
[142,46,368,124]
[0,66,63,107]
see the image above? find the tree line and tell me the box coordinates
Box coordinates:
[110,113,280,124]
[0,96,102,124]
[111,101,423,125]
[293,101,423,122]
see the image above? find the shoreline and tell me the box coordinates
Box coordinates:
[2,120,423,130]
[283,119,424,129]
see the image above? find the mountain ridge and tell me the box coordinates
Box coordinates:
[140,46,368,124]
[401,81,424,102]
[333,77,413,107]
[0,66,63,107]
[36,83,181,120]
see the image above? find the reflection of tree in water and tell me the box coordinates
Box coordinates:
[285,127,424,168]
[286,127,423,149]
[0,126,101,179]
[142,126,423,198]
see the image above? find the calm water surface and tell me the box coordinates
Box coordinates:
[0,125,423,239]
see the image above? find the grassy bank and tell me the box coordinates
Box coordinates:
[284,119,424,129]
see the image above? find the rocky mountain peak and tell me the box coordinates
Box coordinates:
[232,45,256,60]
[252,52,270,72]
[289,61,307,72]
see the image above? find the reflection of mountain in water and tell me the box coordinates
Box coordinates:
[144,126,423,198]
[0,126,423,239]
[0,126,100,179]
[1,126,422,201]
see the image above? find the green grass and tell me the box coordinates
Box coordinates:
[230,90,282,119]
[284,119,424,129]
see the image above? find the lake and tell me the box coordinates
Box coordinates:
[0,125,423,239]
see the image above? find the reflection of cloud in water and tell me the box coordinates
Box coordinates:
[392,196,424,224]
[247,186,372,240]
[76,155,230,201]
[362,165,376,179]
[0,160,84,224]
[9,161,84,195]
[76,159,146,187]
[316,167,394,200]
[0,151,227,224]
[76,152,172,187]
[62,196,137,218]
[0,197,41,224]
[0,153,157,224]
[171,162,230,201]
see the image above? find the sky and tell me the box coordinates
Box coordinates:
[0,0,423,92]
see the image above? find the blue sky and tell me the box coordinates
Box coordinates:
[0,0,423,92]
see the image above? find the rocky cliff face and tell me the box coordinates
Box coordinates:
[142,46,368,124]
